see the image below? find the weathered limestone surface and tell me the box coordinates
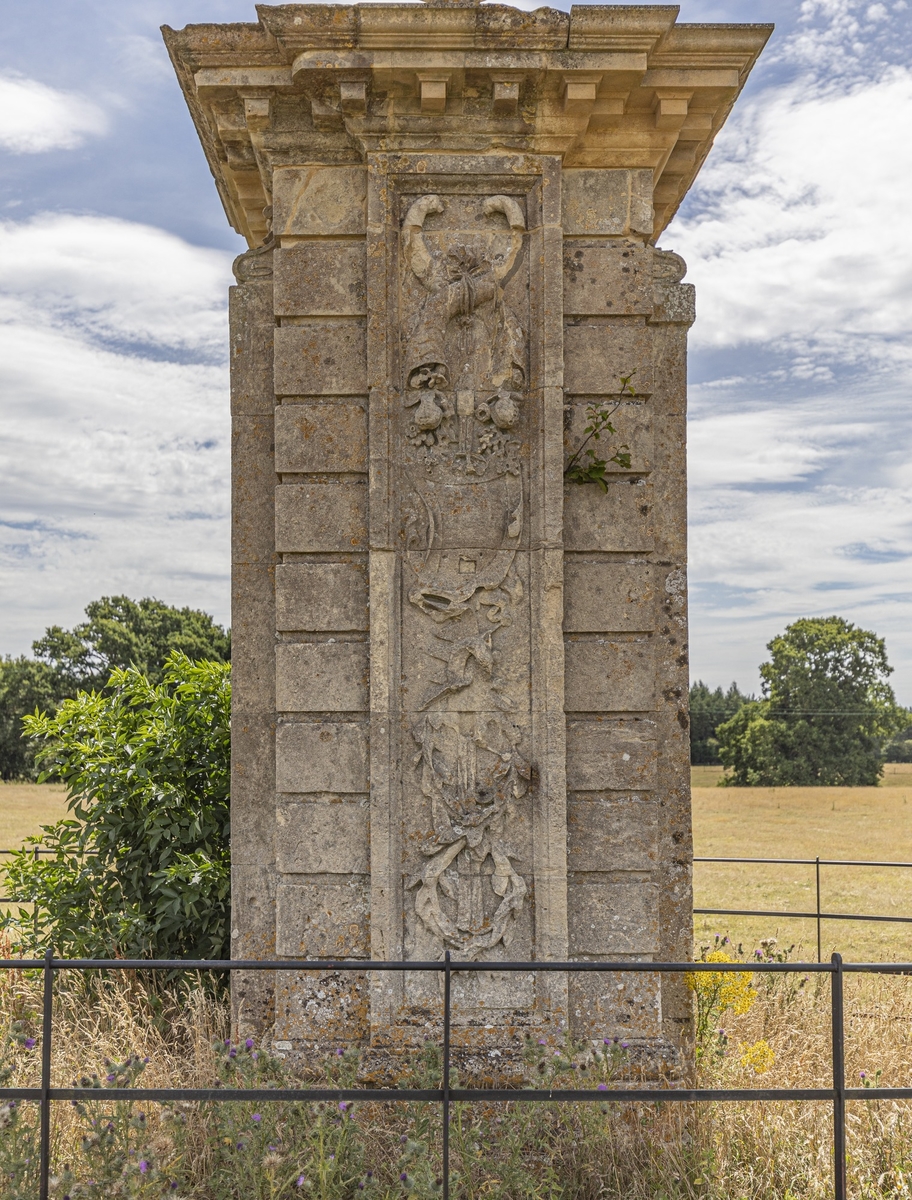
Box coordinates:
[164,2,770,1069]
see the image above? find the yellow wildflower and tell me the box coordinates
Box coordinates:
[687,950,758,1048]
[740,1039,775,1074]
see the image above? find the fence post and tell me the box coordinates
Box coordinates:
[39,946,54,1200]
[831,952,846,1200]
[816,857,822,964]
[442,950,451,1200]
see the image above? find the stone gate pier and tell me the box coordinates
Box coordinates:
[165,3,769,1073]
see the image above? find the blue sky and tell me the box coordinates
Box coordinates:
[2,0,912,701]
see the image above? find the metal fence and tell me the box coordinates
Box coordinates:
[694,855,912,961]
[6,851,912,961]
[2,950,911,1200]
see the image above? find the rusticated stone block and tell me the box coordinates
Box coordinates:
[563,638,655,712]
[273,968,370,1045]
[563,480,653,551]
[568,880,659,954]
[276,878,370,957]
[569,972,662,1040]
[563,241,652,315]
[562,169,653,238]
[233,415,275,566]
[275,563,369,632]
[276,642,369,712]
[274,482,367,552]
[274,244,367,316]
[563,561,654,633]
[231,713,275,867]
[567,795,658,872]
[276,801,370,874]
[272,166,367,237]
[276,721,369,793]
[565,718,657,791]
[230,282,274,416]
[232,563,275,715]
[274,321,367,396]
[563,321,653,395]
[232,863,277,1038]
[564,400,652,475]
[274,402,368,474]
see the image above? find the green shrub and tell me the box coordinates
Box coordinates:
[0,595,230,780]
[1,652,230,961]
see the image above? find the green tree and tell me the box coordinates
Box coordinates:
[884,718,912,763]
[0,595,230,780]
[1,653,230,960]
[32,594,231,691]
[716,616,905,786]
[689,680,752,764]
[0,657,68,781]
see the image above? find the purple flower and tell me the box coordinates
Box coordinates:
[620,1042,629,1049]
[225,1039,232,1047]
[246,1038,254,1050]
[597,1083,608,1091]
[106,1074,116,1083]
[297,1177,306,1188]
[252,1113,262,1123]
[336,1048,344,1057]
[400,1173,409,1182]
[229,1049,237,1059]
[251,1051,259,1061]
[23,1038,36,1050]
[139,1161,148,1175]
[860,1071,866,1080]
[538,1039,546,1045]
[400,1135,408,1145]
[339,1102,348,1112]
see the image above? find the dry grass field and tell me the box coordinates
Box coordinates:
[3,775,911,961]
[693,763,912,961]
[0,782,69,851]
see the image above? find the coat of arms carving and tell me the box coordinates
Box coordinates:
[399,193,531,958]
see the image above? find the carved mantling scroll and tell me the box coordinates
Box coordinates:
[399,192,531,958]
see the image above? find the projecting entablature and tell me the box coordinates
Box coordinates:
[163,3,770,245]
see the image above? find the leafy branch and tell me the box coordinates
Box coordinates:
[564,371,635,491]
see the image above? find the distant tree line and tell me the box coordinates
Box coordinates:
[0,596,230,780]
[691,616,910,785]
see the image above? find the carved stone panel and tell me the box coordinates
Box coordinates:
[398,188,534,964]
[368,156,566,1029]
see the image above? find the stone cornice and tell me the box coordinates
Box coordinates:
[162,3,771,246]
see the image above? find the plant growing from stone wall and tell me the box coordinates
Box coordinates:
[563,372,635,490]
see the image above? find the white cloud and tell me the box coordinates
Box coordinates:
[0,213,230,354]
[0,214,233,653]
[670,67,912,375]
[668,5,912,700]
[0,73,108,154]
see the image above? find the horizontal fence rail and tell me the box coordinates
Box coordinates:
[8,851,909,956]
[694,854,912,961]
[2,952,912,1200]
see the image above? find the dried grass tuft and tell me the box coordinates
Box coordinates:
[3,941,912,1198]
